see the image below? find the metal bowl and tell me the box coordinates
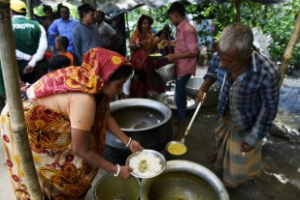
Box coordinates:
[125,150,167,179]
[94,173,140,200]
[110,98,172,132]
[186,77,219,107]
[157,92,196,110]
[140,160,229,200]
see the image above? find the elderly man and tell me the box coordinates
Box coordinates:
[196,23,280,187]
[95,10,119,51]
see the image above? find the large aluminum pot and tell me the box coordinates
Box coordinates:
[94,173,140,200]
[140,160,229,200]
[186,77,219,107]
[104,99,173,164]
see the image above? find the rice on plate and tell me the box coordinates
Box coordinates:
[129,151,163,177]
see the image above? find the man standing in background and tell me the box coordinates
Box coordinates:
[42,5,56,53]
[72,4,101,64]
[95,10,119,51]
[166,2,199,141]
[48,5,78,53]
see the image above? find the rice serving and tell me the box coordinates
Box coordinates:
[129,151,162,177]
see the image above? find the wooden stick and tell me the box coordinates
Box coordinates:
[0,1,43,199]
[279,12,300,88]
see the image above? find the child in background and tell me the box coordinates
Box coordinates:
[156,30,173,69]
[48,55,71,71]
[55,36,78,66]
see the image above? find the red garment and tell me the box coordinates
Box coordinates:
[0,48,133,199]
[33,47,131,98]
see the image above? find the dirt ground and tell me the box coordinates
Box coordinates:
[171,107,300,200]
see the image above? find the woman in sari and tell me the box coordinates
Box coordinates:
[129,14,158,97]
[1,48,143,200]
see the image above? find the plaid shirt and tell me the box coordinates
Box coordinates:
[204,51,280,146]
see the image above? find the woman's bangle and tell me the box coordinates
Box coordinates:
[125,137,132,147]
[113,164,121,177]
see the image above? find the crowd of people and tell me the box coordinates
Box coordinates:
[0,0,280,199]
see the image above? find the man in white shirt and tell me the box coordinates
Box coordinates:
[95,10,119,50]
[10,0,48,83]
[0,0,47,113]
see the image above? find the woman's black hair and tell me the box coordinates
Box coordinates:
[107,65,133,83]
[137,14,153,33]
[78,3,95,20]
[49,55,71,71]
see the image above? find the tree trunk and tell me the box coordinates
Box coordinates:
[0,1,43,200]
[26,0,33,20]
[279,12,300,87]
[235,0,241,22]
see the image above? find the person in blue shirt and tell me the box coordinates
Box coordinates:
[196,23,280,188]
[72,4,101,64]
[48,5,79,53]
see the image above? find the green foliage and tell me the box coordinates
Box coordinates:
[126,0,300,65]
[33,2,79,20]
[125,5,172,35]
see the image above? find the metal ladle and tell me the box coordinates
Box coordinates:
[166,93,206,156]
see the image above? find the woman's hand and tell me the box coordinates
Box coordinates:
[129,139,144,153]
[118,166,133,179]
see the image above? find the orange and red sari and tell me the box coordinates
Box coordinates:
[1,48,131,200]
[129,30,156,70]
[129,29,158,97]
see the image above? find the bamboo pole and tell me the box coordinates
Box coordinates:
[0,1,43,200]
[26,0,33,20]
[279,12,300,87]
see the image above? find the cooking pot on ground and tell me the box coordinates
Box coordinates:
[140,160,229,200]
[104,98,173,164]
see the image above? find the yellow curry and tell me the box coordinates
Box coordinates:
[167,143,187,155]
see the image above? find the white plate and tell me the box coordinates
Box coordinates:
[125,149,166,179]
[148,53,163,57]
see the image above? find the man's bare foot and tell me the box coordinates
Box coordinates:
[174,122,185,141]
[171,119,180,126]
[207,153,218,164]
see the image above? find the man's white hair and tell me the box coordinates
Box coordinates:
[218,23,253,57]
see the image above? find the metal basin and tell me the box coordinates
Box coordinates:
[110,98,172,132]
[140,160,229,200]
[94,173,140,200]
[186,77,219,107]
[105,99,173,164]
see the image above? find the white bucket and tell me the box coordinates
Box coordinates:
[155,63,175,82]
